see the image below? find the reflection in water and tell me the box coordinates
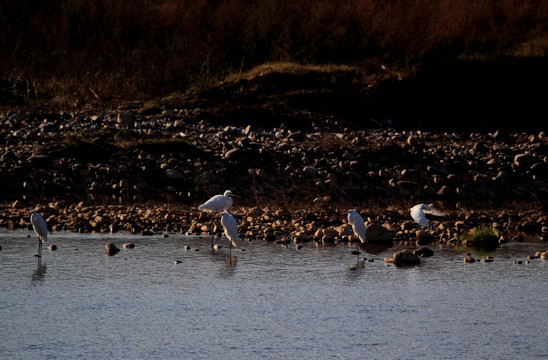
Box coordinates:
[2,230,548,360]
[31,258,47,282]
[361,243,392,255]
[346,258,366,279]
[220,256,237,278]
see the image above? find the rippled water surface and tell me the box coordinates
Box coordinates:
[1,229,547,359]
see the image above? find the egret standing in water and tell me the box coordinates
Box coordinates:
[348,209,367,258]
[198,190,234,247]
[220,210,238,257]
[410,203,445,228]
[30,210,47,257]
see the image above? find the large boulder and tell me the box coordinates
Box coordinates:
[105,243,120,256]
[413,247,434,257]
[366,223,393,245]
[416,230,435,245]
[384,249,421,266]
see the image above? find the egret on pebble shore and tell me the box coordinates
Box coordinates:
[198,190,234,247]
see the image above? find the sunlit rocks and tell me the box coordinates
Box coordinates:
[165,168,184,181]
[436,185,452,196]
[224,148,243,160]
[0,109,546,253]
[28,153,50,168]
[46,215,58,225]
[334,224,353,237]
[513,234,524,242]
[247,207,264,217]
[123,243,135,249]
[384,249,420,266]
[513,153,533,168]
[406,135,418,147]
[321,235,336,245]
[105,243,120,256]
[416,230,434,245]
[321,228,338,238]
[463,256,476,263]
[365,223,393,245]
[413,247,433,257]
[274,209,291,219]
[275,237,291,245]
[520,221,539,233]
[263,229,276,242]
[303,166,319,177]
[48,244,57,251]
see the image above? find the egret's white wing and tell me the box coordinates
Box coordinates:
[31,212,48,243]
[423,206,445,217]
[199,194,230,212]
[410,205,429,227]
[221,212,238,247]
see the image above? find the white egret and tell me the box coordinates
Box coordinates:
[199,190,234,212]
[220,210,238,257]
[198,190,234,247]
[348,209,366,258]
[30,210,47,257]
[410,203,445,228]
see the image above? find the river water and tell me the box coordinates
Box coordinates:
[0,229,547,359]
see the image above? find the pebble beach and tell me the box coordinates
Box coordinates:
[1,106,547,250]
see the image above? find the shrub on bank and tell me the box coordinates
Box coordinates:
[458,225,500,250]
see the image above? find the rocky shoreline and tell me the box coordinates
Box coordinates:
[1,103,547,250]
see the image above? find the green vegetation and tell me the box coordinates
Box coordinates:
[458,225,500,250]
[1,0,547,109]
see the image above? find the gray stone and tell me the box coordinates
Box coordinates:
[384,249,420,266]
[165,168,184,180]
[224,148,243,160]
[413,247,434,257]
[303,166,319,177]
[365,223,393,245]
[514,153,533,168]
[29,154,50,167]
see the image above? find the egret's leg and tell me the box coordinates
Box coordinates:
[229,241,232,257]
[350,236,360,259]
[37,240,42,258]
[209,214,215,248]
